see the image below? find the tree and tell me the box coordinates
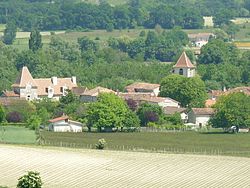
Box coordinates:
[198,39,239,65]
[160,75,207,107]
[6,111,23,123]
[87,93,137,131]
[77,36,99,52]
[137,103,163,126]
[222,23,240,40]
[27,115,41,130]
[210,92,250,130]
[0,105,5,124]
[17,171,42,188]
[3,21,17,45]
[29,29,43,51]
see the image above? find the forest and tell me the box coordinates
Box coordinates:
[0,0,249,31]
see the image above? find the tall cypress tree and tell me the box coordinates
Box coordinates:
[29,29,42,51]
[3,21,17,45]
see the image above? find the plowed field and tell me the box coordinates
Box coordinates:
[0,145,250,188]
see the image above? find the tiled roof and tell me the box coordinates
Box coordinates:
[1,91,20,97]
[192,108,214,115]
[12,66,38,88]
[225,87,250,96]
[188,33,214,40]
[119,92,179,104]
[173,52,195,68]
[163,107,187,115]
[0,98,26,107]
[209,90,224,97]
[49,115,69,123]
[81,86,115,96]
[71,87,88,96]
[125,82,160,92]
[205,99,216,107]
[34,78,77,96]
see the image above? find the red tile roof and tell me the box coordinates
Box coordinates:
[12,66,38,88]
[34,78,77,96]
[163,107,187,115]
[173,52,195,68]
[205,99,216,107]
[71,87,88,96]
[49,115,69,123]
[192,108,214,115]
[1,91,20,97]
[125,82,160,93]
[119,92,179,104]
[225,87,250,96]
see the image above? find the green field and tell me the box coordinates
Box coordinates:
[0,126,36,144]
[41,131,250,157]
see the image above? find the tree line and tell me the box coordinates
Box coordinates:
[0,0,249,31]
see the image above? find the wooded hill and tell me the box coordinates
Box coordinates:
[0,0,249,31]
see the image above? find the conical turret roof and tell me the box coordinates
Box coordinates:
[12,66,37,88]
[173,52,195,68]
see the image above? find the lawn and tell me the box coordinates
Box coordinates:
[0,126,36,144]
[41,131,250,157]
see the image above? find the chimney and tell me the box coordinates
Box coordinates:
[71,76,77,85]
[51,76,57,85]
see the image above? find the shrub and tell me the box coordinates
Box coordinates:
[95,138,106,150]
[17,171,42,188]
[6,111,23,123]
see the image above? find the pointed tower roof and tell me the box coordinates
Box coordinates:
[173,52,195,68]
[12,66,37,88]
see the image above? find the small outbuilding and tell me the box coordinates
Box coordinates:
[48,115,83,132]
[188,108,214,128]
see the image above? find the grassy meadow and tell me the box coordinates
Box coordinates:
[0,126,36,144]
[41,131,250,157]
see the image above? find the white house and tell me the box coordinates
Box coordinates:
[172,52,196,78]
[188,33,214,47]
[188,108,214,128]
[48,115,83,132]
[9,66,77,101]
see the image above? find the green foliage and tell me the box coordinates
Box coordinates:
[59,90,79,105]
[109,29,188,62]
[95,138,106,149]
[77,36,99,52]
[17,171,42,188]
[160,75,207,107]
[222,23,240,40]
[0,105,5,124]
[87,93,137,130]
[27,115,41,130]
[3,21,17,45]
[5,101,36,123]
[198,39,239,65]
[137,103,163,126]
[210,92,250,129]
[29,29,43,51]
[213,9,234,27]
[164,113,183,126]
[37,107,50,125]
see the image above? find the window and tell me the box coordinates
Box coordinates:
[60,87,63,92]
[179,69,183,75]
[45,88,48,93]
